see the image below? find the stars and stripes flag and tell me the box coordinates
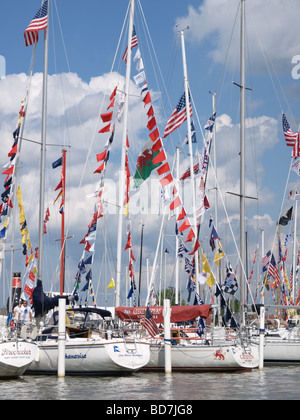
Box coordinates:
[262,250,271,272]
[122,25,138,62]
[143,307,159,338]
[24,0,48,47]
[163,91,192,138]
[282,113,300,157]
[268,254,281,287]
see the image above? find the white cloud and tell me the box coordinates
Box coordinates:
[175,0,300,73]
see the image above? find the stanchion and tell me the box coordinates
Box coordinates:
[163,299,172,374]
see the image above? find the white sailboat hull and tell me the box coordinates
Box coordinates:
[263,339,300,363]
[27,337,150,375]
[142,343,259,372]
[0,340,38,378]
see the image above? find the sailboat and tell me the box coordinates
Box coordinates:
[252,143,300,364]
[107,0,259,372]
[11,0,150,375]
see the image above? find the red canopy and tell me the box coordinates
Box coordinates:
[115,305,211,324]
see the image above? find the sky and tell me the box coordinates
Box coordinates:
[0,0,300,309]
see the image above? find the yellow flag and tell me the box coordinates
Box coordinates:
[201,249,215,287]
[107,278,115,290]
[214,241,225,266]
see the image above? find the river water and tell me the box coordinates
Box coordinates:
[0,365,299,401]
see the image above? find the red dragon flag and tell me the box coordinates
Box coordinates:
[24,0,48,47]
[133,138,162,188]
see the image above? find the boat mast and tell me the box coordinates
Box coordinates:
[37,0,49,283]
[115,0,135,308]
[179,29,199,284]
[240,0,246,325]
[60,149,66,295]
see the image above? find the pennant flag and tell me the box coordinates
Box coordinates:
[52,157,62,169]
[133,71,146,85]
[278,206,293,226]
[201,250,215,287]
[178,218,191,233]
[110,86,117,100]
[143,91,152,107]
[178,240,189,258]
[204,112,216,132]
[152,149,166,165]
[163,91,192,138]
[100,111,113,123]
[83,255,93,265]
[189,239,200,256]
[124,232,132,251]
[170,195,182,211]
[107,278,115,290]
[143,307,159,338]
[177,207,186,221]
[98,123,111,134]
[282,113,300,157]
[185,228,195,243]
[24,0,48,47]
[147,116,156,131]
[159,173,173,187]
[157,162,170,176]
[184,257,194,275]
[214,241,225,266]
[147,106,154,118]
[152,138,162,152]
[222,264,238,295]
[96,150,108,162]
[209,226,219,251]
[149,128,159,143]
[133,138,162,188]
[182,120,197,147]
[2,166,14,176]
[94,162,105,174]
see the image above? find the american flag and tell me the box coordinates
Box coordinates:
[268,254,281,287]
[122,25,138,62]
[282,113,300,157]
[144,307,159,338]
[163,91,192,138]
[24,1,48,47]
[262,250,271,272]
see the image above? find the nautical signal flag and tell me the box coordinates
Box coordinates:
[52,157,62,169]
[24,0,48,47]
[107,278,115,290]
[278,206,293,226]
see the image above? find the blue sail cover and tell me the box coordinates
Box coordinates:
[32,280,70,317]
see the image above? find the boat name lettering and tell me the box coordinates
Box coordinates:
[65,353,87,359]
[1,348,31,357]
[240,354,254,360]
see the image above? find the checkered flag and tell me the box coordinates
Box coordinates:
[222,263,238,295]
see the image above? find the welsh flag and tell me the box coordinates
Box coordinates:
[133,138,162,188]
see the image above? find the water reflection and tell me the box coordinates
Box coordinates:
[0,366,299,400]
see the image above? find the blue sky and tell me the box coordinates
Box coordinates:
[1,0,300,308]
